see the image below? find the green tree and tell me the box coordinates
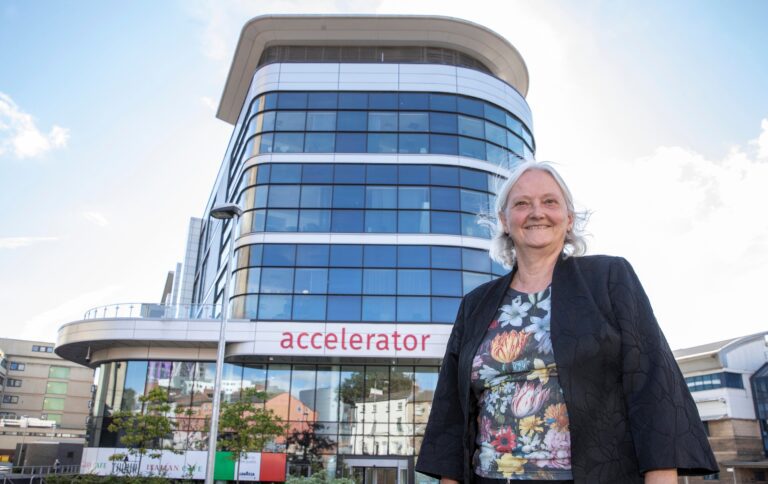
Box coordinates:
[286,421,335,476]
[106,387,181,476]
[218,388,286,483]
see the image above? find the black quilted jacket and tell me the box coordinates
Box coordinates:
[415,255,718,483]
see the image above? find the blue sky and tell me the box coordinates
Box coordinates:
[1,0,767,348]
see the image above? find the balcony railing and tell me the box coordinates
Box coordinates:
[83,303,220,320]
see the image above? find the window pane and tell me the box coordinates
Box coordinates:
[430,93,457,111]
[259,132,274,153]
[463,272,492,295]
[366,187,397,209]
[261,112,276,131]
[484,104,506,125]
[459,137,485,160]
[267,185,300,207]
[273,133,304,153]
[460,189,488,213]
[331,210,364,232]
[399,93,428,110]
[364,245,397,267]
[368,112,397,131]
[306,112,336,131]
[339,92,367,109]
[363,269,396,294]
[458,115,484,138]
[263,244,296,266]
[337,112,367,131]
[300,186,332,208]
[432,297,461,323]
[397,246,429,268]
[457,97,484,116]
[398,165,429,185]
[253,186,268,208]
[275,111,306,131]
[431,270,462,296]
[485,121,506,145]
[331,245,362,267]
[297,245,329,266]
[369,93,397,109]
[333,186,365,208]
[315,366,340,422]
[327,296,361,321]
[334,164,365,183]
[367,134,397,153]
[431,212,460,234]
[463,248,492,272]
[460,169,488,191]
[308,92,338,109]
[328,268,362,294]
[398,187,429,209]
[462,213,489,237]
[256,164,271,183]
[486,143,507,164]
[46,381,68,394]
[430,166,459,186]
[362,297,396,322]
[336,133,366,153]
[278,92,307,109]
[399,134,428,154]
[366,165,398,184]
[365,210,397,233]
[430,187,460,210]
[398,270,430,295]
[258,295,293,319]
[271,164,302,183]
[265,209,298,232]
[305,133,335,152]
[430,134,458,155]
[260,268,294,293]
[398,211,429,233]
[299,210,331,231]
[399,113,428,131]
[293,295,327,320]
[43,397,65,411]
[397,297,430,322]
[295,268,328,294]
[246,268,261,293]
[48,367,70,379]
[249,244,263,266]
[302,164,333,183]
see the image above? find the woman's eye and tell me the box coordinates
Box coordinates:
[544,199,557,205]
[514,201,528,207]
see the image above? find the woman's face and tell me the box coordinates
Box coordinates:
[500,169,573,255]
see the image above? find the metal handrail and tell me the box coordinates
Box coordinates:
[82,303,221,320]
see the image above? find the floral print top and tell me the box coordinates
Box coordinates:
[470,286,573,480]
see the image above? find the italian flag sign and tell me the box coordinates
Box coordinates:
[215,452,287,482]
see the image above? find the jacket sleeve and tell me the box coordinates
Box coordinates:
[415,299,467,481]
[609,257,718,476]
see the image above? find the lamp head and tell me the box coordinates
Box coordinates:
[209,203,243,220]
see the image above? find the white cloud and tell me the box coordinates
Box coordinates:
[0,236,59,249]
[0,92,70,159]
[82,211,109,227]
[751,118,768,160]
[200,96,217,111]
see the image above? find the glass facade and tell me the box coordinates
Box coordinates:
[684,371,745,392]
[91,360,439,459]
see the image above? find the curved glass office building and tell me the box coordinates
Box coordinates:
[56,15,534,483]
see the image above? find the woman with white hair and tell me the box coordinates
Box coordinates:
[415,161,717,484]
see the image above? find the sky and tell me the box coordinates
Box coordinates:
[1,0,767,350]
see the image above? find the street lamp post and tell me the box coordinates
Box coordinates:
[205,203,242,484]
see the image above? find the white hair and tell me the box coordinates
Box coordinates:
[485,161,589,269]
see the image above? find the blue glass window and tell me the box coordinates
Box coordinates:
[241,295,259,319]
[366,165,398,184]
[300,186,332,208]
[506,114,523,135]
[430,134,459,155]
[277,92,307,109]
[362,296,396,322]
[246,268,261,293]
[461,189,488,213]
[365,210,397,233]
[399,93,429,110]
[459,137,486,159]
[398,187,429,209]
[296,245,329,266]
[398,270,430,295]
[460,168,489,191]
[457,115,484,138]
[431,187,460,211]
[263,245,295,266]
[248,244,263,266]
[331,210,364,232]
[261,112,276,132]
[457,97,484,117]
[368,112,397,131]
[258,295,292,320]
[431,270,462,296]
[463,272,492,295]
[305,133,335,153]
[263,93,278,110]
[431,166,459,186]
[302,164,333,183]
[327,296,361,321]
[259,133,274,153]
[299,210,331,231]
[398,165,429,185]
[251,209,266,232]
[307,92,337,109]
[293,295,326,321]
[275,111,306,131]
[398,211,429,233]
[339,92,367,109]
[334,164,365,183]
[397,297,429,322]
[273,133,304,153]
[366,187,397,209]
[507,132,525,154]
[487,143,507,164]
[399,113,428,131]
[432,297,461,323]
[368,134,397,153]
[432,247,461,269]
[335,133,366,153]
[429,112,458,134]
[305,112,336,131]
[431,212,460,235]
[462,213,488,237]
[463,248,492,273]
[394,246,428,268]
[485,122,507,146]
[333,186,365,208]
[328,268,362,294]
[337,112,367,131]
[363,269,396,295]
[484,104,506,125]
[267,185,300,207]
[399,134,428,154]
[253,186,268,208]
[256,164,270,184]
[369,93,397,110]
[364,245,397,267]
[429,94,457,112]
[331,245,362,267]
[260,268,294,293]
[271,164,302,183]
[265,209,298,232]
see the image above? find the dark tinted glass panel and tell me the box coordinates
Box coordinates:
[397,297,429,322]
[306,111,336,131]
[463,272,492,294]
[457,97,484,116]
[339,92,368,109]
[398,165,429,185]
[431,187,460,210]
[256,164,270,183]
[486,143,507,164]
[398,270,430,295]
[363,269,396,295]
[365,245,397,267]
[296,245,330,266]
[399,93,429,110]
[265,209,298,232]
[302,164,334,183]
[399,113,428,131]
[366,165,398,184]
[300,185,332,208]
[259,133,274,153]
[484,104,506,125]
[336,133,366,153]
[431,270,462,296]
[271,164,302,183]
[429,113,458,134]
[307,92,338,109]
[248,244,263,266]
[273,133,304,153]
[293,295,326,320]
[275,111,306,130]
[258,295,292,320]
[365,187,397,209]
[333,186,365,208]
[327,296,361,321]
[485,122,507,146]
[431,212,460,234]
[460,169,488,191]
[278,92,307,109]
[365,210,397,233]
[461,189,488,213]
[267,185,300,207]
[260,268,294,293]
[429,94,457,111]
[462,213,489,237]
[331,210,364,232]
[368,112,398,131]
[329,268,362,294]
[398,211,429,233]
[251,209,266,232]
[331,245,362,267]
[463,248,492,272]
[263,93,278,110]
[362,296,396,322]
[458,116,484,138]
[334,164,366,183]
[398,246,429,268]
[399,134,428,154]
[294,268,328,294]
[263,245,296,266]
[431,166,459,186]
[305,133,335,152]
[432,297,461,323]
[299,210,331,231]
[431,247,461,269]
[337,112,367,131]
[368,134,397,153]
[369,93,397,109]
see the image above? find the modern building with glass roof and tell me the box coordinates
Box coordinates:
[55,15,535,483]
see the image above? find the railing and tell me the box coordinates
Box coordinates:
[0,464,80,482]
[83,303,220,320]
